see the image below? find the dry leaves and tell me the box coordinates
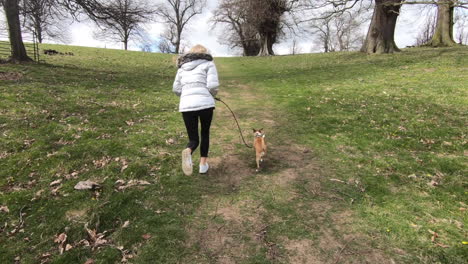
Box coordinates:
[115,179,151,191]
[428,229,438,242]
[54,233,72,254]
[115,157,129,172]
[0,205,9,213]
[142,234,152,240]
[0,71,23,81]
[93,156,112,168]
[74,180,101,190]
[50,179,62,187]
[84,224,108,249]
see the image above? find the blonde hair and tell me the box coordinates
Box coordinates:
[189,44,208,54]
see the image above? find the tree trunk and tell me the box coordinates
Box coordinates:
[427,0,456,47]
[35,23,43,44]
[361,0,401,54]
[257,33,274,56]
[4,0,32,62]
[243,41,260,56]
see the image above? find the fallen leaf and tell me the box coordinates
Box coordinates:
[428,229,438,242]
[54,233,67,244]
[65,244,73,251]
[165,138,175,145]
[122,221,130,228]
[50,179,62,186]
[435,243,449,248]
[427,180,439,187]
[142,234,151,240]
[74,180,100,190]
[125,120,134,126]
[115,179,126,185]
[51,186,61,196]
[84,259,95,264]
[0,205,9,213]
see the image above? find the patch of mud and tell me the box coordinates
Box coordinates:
[284,239,323,264]
[208,155,251,191]
[0,71,23,81]
[217,206,242,222]
[65,209,88,223]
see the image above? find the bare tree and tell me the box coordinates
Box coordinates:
[158,38,174,53]
[311,16,334,52]
[2,0,32,62]
[454,9,468,44]
[249,0,292,56]
[414,10,437,46]
[290,37,302,54]
[20,0,70,43]
[90,0,154,50]
[211,0,260,56]
[311,8,367,53]
[381,0,467,47]
[156,0,206,54]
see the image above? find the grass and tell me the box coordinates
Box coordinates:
[1,45,467,263]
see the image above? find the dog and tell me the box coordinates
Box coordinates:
[253,128,267,172]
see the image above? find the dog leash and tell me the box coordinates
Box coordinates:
[215,97,253,148]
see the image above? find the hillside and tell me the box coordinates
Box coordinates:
[1,45,467,263]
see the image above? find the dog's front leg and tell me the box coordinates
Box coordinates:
[256,153,261,172]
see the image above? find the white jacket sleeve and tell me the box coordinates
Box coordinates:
[173,69,182,96]
[206,62,219,96]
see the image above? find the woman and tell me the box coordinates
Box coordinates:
[173,45,219,175]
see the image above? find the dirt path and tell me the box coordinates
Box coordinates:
[181,79,393,263]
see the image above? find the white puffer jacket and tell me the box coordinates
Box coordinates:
[173,59,219,112]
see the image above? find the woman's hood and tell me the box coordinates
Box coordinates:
[178,53,213,69]
[180,59,208,71]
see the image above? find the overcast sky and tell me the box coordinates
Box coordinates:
[1,1,467,56]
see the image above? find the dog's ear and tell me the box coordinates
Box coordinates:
[252,128,256,132]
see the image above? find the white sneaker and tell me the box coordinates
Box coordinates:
[182,149,192,176]
[199,163,209,174]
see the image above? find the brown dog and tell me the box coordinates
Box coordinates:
[253,128,267,172]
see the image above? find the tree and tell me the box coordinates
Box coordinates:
[2,0,32,62]
[427,0,456,46]
[211,0,260,56]
[90,0,153,50]
[249,0,291,56]
[361,0,402,54]
[20,0,70,44]
[391,0,467,47]
[156,0,206,54]
[311,16,334,52]
[311,9,367,52]
[414,10,437,46]
[454,9,468,44]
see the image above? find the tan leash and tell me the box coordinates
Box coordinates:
[215,97,253,149]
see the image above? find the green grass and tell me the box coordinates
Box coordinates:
[219,48,467,262]
[1,45,467,263]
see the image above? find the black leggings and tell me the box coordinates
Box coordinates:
[182,108,214,157]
